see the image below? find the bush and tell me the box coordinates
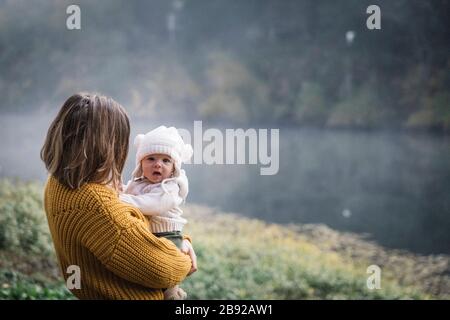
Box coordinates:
[294,82,328,125]
[405,91,450,131]
[0,180,53,255]
[197,51,270,123]
[0,269,73,300]
[327,86,390,128]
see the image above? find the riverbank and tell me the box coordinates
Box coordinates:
[182,204,449,299]
[0,180,448,299]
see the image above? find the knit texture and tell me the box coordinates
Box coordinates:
[43,176,192,300]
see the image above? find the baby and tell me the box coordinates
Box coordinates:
[119,125,193,300]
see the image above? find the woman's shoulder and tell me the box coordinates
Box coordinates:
[45,175,117,207]
[46,175,146,226]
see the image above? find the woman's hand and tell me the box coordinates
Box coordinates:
[181,239,197,276]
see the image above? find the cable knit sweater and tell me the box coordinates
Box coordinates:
[43,175,192,300]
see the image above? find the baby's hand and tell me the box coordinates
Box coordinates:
[177,169,189,200]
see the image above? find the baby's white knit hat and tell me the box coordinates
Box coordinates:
[131,126,193,178]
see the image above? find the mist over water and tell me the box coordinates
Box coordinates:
[1,0,449,256]
[1,113,449,255]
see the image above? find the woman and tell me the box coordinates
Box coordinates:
[40,92,197,299]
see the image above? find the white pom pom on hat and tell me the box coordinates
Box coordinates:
[180,144,194,163]
[131,126,193,178]
[134,134,145,148]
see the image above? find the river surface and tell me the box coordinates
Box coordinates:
[1,113,449,254]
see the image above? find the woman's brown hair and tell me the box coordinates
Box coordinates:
[40,93,130,190]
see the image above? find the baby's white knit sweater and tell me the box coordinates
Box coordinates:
[119,171,188,233]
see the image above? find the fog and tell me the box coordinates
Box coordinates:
[1,113,449,254]
[1,0,449,255]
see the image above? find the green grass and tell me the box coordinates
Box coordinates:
[0,179,445,299]
[0,268,73,300]
[181,206,426,299]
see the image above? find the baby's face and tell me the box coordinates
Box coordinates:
[142,153,175,184]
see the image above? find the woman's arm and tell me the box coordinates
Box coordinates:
[106,220,192,289]
[80,191,192,289]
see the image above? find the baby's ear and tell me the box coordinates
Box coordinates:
[134,134,145,148]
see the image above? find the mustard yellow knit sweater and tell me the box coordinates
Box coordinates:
[43,176,192,300]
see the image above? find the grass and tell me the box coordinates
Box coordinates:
[0,268,73,300]
[181,206,428,299]
[0,179,448,299]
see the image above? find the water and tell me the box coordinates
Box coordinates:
[1,113,449,255]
